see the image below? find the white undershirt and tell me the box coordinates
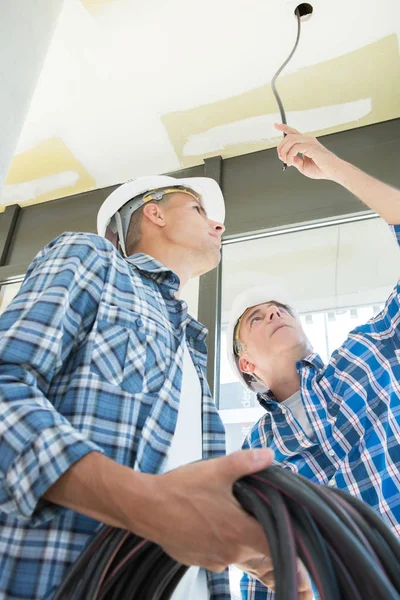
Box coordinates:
[161,341,210,600]
[282,390,316,441]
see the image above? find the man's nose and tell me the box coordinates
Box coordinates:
[268,306,281,321]
[209,220,225,235]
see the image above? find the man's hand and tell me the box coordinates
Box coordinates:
[275,123,343,181]
[237,554,314,599]
[45,449,277,573]
[274,122,400,225]
[131,449,274,572]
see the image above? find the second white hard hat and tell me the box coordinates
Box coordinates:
[226,284,297,392]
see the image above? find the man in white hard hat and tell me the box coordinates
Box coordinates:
[228,124,400,599]
[0,174,278,600]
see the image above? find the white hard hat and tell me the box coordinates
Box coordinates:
[226,284,296,392]
[97,175,225,256]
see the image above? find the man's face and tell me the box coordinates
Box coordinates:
[237,301,310,381]
[161,191,225,275]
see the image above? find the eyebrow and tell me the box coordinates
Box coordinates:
[243,302,290,329]
[243,307,263,328]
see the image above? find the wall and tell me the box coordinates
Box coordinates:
[0,1,64,194]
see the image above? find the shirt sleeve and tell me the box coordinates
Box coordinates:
[376,224,400,341]
[0,233,110,524]
[297,226,400,462]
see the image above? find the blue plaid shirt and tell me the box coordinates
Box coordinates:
[0,232,229,600]
[241,226,400,599]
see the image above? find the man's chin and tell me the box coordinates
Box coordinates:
[194,251,221,277]
[272,340,309,359]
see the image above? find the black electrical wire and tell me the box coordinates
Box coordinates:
[271,8,302,170]
[235,482,295,598]
[325,544,363,600]
[250,468,399,599]
[161,565,189,600]
[288,498,340,600]
[53,465,400,600]
[330,485,400,563]
[252,484,299,599]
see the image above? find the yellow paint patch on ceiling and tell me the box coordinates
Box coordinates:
[162,34,400,168]
[81,0,116,17]
[2,138,96,211]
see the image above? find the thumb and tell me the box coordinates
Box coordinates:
[216,449,274,486]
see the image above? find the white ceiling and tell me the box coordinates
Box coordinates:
[1,0,400,210]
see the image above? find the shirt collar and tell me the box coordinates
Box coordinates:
[126,252,180,291]
[297,351,325,371]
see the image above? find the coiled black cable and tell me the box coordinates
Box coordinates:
[53,465,400,600]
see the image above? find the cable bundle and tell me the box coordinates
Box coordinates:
[53,465,400,600]
[235,467,400,600]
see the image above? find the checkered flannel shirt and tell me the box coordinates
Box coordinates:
[0,232,228,600]
[240,224,400,599]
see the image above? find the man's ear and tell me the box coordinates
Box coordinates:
[142,202,165,227]
[238,356,256,375]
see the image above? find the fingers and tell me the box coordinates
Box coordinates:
[237,554,273,577]
[237,554,275,588]
[277,134,299,161]
[201,562,227,573]
[157,453,275,571]
[230,508,271,558]
[278,135,308,160]
[267,559,313,595]
[291,155,305,173]
[275,125,316,162]
[258,571,276,589]
[297,559,313,597]
[274,122,300,135]
[286,143,309,166]
[215,449,274,487]
[299,591,315,600]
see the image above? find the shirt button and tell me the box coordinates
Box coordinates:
[135,318,143,327]
[328,480,335,487]
[281,407,287,414]
[328,450,335,457]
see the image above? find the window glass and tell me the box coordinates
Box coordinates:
[219,217,398,452]
[0,281,23,316]
[220,217,397,597]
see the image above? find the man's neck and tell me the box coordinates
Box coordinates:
[270,376,301,403]
[129,241,193,292]
[263,356,302,403]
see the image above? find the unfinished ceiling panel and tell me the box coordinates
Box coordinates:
[1,0,399,211]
